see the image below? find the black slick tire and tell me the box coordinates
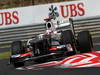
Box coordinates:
[77,31,93,53]
[60,30,76,56]
[11,41,25,68]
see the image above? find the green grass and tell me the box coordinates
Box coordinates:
[0,51,11,59]
[0,43,11,48]
[92,34,100,37]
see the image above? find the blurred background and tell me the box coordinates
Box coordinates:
[0,0,76,9]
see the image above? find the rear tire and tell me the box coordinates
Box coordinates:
[60,30,76,56]
[60,30,75,44]
[77,31,93,53]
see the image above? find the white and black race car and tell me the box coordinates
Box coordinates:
[9,18,93,68]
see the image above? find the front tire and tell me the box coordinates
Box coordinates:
[11,41,25,67]
[32,39,51,63]
[13,62,24,68]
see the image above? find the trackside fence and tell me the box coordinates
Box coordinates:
[0,16,100,45]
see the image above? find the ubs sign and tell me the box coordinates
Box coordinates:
[48,2,85,19]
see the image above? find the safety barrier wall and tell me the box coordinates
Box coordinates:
[73,16,100,37]
[0,16,100,45]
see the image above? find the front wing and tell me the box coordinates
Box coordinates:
[16,51,100,70]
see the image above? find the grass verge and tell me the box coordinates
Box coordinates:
[0,51,11,59]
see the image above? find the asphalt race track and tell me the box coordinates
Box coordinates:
[0,37,100,75]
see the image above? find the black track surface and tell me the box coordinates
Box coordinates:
[0,37,100,75]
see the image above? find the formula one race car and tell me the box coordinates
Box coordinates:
[9,18,93,68]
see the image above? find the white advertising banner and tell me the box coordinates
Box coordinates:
[0,1,86,29]
[81,0,100,18]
